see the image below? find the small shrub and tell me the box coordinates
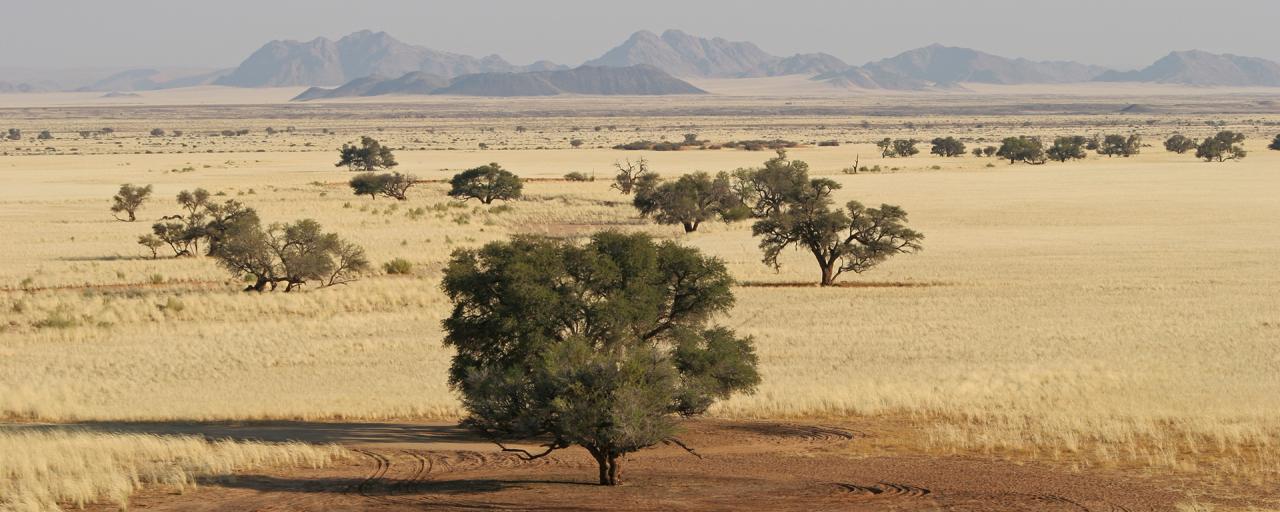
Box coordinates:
[564,171,592,182]
[383,258,414,275]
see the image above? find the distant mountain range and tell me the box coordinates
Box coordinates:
[213,30,564,88]
[1094,50,1280,87]
[4,30,1280,94]
[293,65,704,99]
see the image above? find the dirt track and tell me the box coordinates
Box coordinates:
[33,418,1243,511]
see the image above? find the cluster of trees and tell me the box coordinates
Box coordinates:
[1163,131,1249,162]
[621,151,924,286]
[876,138,919,158]
[130,188,367,292]
[136,188,259,259]
[349,172,416,201]
[930,137,966,157]
[213,218,369,292]
[336,136,398,172]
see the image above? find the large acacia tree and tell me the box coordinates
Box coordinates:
[448,163,523,204]
[735,152,923,286]
[441,232,760,485]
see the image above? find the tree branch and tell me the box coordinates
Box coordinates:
[662,437,703,459]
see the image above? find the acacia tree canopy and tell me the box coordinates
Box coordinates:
[336,136,398,172]
[441,232,760,485]
[632,171,747,232]
[734,153,922,286]
[448,163,523,204]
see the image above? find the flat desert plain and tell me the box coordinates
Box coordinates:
[1,89,1279,511]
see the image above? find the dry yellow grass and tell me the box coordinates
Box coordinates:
[0,429,346,512]
[1,100,1279,506]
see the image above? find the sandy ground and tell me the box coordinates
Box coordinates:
[5,419,1214,511]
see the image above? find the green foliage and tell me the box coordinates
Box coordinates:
[733,152,922,285]
[996,136,1046,164]
[930,137,966,157]
[633,171,746,233]
[1164,134,1198,154]
[1268,134,1280,151]
[110,183,153,222]
[336,136,398,172]
[349,172,416,200]
[1196,131,1247,162]
[441,232,759,485]
[878,138,920,158]
[1097,134,1142,157]
[211,218,369,292]
[563,171,592,182]
[1046,136,1088,162]
[448,163,523,204]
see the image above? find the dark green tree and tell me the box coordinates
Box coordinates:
[336,136,398,172]
[1097,134,1141,157]
[930,137,966,157]
[349,172,415,200]
[1267,134,1280,151]
[996,136,1046,164]
[1164,134,1198,154]
[633,172,747,232]
[1046,136,1088,162]
[448,163,522,204]
[441,232,760,485]
[1196,131,1247,162]
[891,139,920,158]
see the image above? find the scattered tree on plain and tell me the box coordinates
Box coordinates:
[1196,131,1247,162]
[1164,134,1198,154]
[5,129,19,141]
[1097,134,1142,157]
[110,184,153,222]
[930,137,966,157]
[150,128,165,137]
[37,130,53,140]
[440,231,760,485]
[448,163,522,204]
[611,157,654,195]
[140,188,257,257]
[633,171,746,233]
[212,218,368,292]
[996,136,1046,164]
[733,152,923,286]
[1268,135,1280,151]
[1046,136,1088,162]
[336,136,398,172]
[349,172,416,200]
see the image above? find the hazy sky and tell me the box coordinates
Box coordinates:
[4,0,1279,71]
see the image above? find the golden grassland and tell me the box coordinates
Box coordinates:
[0,430,346,512]
[1,104,1279,507]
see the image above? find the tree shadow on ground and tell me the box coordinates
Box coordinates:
[2,420,479,446]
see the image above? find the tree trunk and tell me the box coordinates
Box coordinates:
[606,455,621,485]
[682,221,698,233]
[820,263,836,286]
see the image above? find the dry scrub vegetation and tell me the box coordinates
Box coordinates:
[0,430,345,512]
[2,101,1279,507]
